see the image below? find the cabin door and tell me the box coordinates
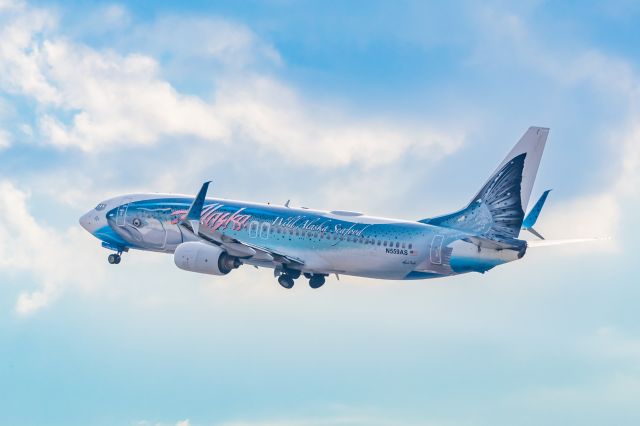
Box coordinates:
[430,235,444,265]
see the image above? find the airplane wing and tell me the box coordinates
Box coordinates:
[180,181,305,267]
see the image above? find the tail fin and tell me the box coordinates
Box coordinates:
[420,127,549,240]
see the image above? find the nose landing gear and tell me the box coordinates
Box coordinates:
[107,252,122,264]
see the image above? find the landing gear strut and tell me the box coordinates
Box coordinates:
[107,253,122,265]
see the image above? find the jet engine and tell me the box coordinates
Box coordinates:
[174,241,241,275]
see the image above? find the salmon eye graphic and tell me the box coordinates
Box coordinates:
[132,218,142,228]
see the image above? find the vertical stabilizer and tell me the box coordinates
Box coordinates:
[485,127,549,215]
[420,127,549,240]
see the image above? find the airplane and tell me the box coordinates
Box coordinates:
[78,126,592,289]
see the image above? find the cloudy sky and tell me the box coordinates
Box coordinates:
[1,0,639,425]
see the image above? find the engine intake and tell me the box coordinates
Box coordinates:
[174,242,241,276]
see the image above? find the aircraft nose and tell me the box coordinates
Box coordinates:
[79,210,99,233]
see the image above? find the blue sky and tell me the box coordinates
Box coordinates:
[1,0,639,425]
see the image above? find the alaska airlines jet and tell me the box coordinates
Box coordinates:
[79,127,588,289]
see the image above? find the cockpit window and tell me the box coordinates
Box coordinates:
[95,203,107,211]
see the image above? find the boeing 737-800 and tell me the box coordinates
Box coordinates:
[79,127,588,289]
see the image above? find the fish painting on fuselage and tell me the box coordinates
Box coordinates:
[79,127,596,289]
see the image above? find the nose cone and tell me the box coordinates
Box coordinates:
[79,210,100,234]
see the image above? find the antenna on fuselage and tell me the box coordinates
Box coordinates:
[285,199,291,208]
[183,181,211,235]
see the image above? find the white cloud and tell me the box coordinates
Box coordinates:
[213,76,462,168]
[0,180,106,314]
[37,42,458,166]
[0,2,463,168]
[533,193,619,252]
[514,326,640,415]
[0,2,59,104]
[133,419,191,426]
[0,128,11,148]
[136,15,282,67]
[613,121,640,197]
[0,0,22,12]
[217,416,418,426]
[38,38,229,150]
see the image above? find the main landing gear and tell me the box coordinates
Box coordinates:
[309,274,326,289]
[276,268,326,289]
[277,274,295,289]
[107,252,122,265]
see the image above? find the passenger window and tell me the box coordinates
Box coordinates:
[396,242,400,248]
[409,243,413,249]
[383,241,388,247]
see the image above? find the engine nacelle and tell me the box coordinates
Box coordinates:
[174,242,241,276]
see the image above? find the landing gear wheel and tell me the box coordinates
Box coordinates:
[108,253,121,265]
[309,275,326,289]
[278,274,295,289]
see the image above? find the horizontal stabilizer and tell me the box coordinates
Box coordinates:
[523,189,551,229]
[526,227,545,240]
[463,236,527,252]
